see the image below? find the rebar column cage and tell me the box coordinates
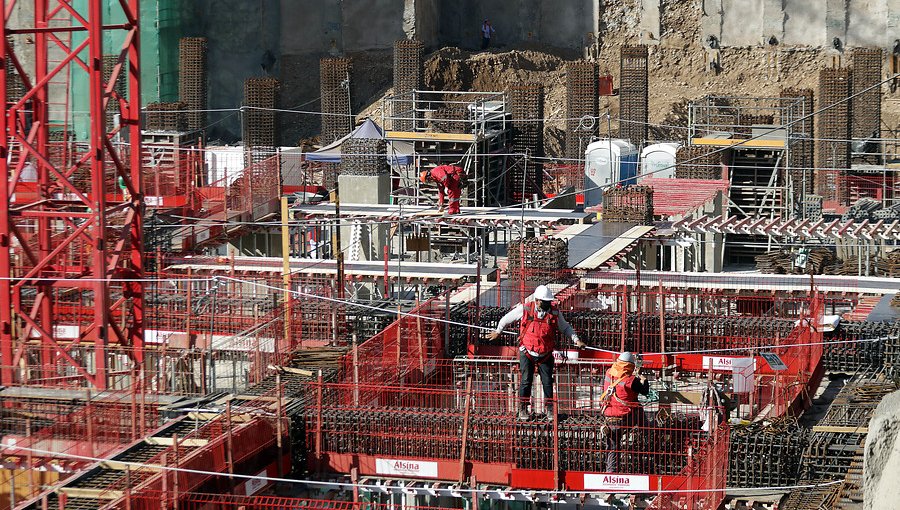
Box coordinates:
[0,0,144,390]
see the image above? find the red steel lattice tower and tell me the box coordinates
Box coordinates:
[0,0,143,389]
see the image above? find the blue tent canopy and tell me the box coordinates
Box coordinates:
[306,118,415,165]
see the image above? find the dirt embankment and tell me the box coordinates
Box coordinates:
[355,0,900,156]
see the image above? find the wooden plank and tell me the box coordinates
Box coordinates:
[574,225,653,270]
[386,131,477,142]
[812,425,869,434]
[691,137,786,148]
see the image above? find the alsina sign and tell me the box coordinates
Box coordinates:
[375,458,439,478]
[583,473,650,491]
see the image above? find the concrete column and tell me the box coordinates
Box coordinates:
[825,0,848,50]
[640,0,662,45]
[338,174,391,261]
[762,0,785,44]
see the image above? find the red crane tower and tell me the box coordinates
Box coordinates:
[0,0,144,390]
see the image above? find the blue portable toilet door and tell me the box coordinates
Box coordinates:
[619,152,639,186]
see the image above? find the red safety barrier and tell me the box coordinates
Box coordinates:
[306,358,728,491]
[340,296,446,387]
[98,388,290,506]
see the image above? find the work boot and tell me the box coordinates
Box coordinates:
[517,404,530,421]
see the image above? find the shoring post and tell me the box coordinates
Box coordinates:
[161,453,168,508]
[620,286,628,352]
[41,494,48,510]
[26,419,34,496]
[315,369,323,461]
[58,492,66,510]
[495,269,501,306]
[130,365,137,439]
[226,401,235,487]
[140,371,147,437]
[173,433,180,510]
[281,197,292,348]
[469,475,478,510]
[458,376,473,484]
[352,333,360,406]
[396,305,403,384]
[125,467,132,510]
[552,396,560,490]
[383,245,389,297]
[415,299,425,379]
[276,371,285,477]
[444,289,451,356]
[658,278,666,356]
[351,467,360,505]
[86,389,95,458]
[474,260,481,330]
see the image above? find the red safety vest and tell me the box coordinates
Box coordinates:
[602,372,641,418]
[519,303,558,355]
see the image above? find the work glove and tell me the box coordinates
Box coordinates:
[573,337,586,349]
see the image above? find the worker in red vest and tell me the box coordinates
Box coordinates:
[488,285,585,421]
[602,351,650,472]
[419,164,467,214]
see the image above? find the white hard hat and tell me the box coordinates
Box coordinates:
[533,285,555,302]
[617,351,636,364]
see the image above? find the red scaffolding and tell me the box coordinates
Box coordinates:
[1,0,144,390]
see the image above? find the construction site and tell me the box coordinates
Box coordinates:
[1,0,900,509]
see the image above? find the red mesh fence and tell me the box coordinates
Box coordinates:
[339,297,445,388]
[645,426,728,510]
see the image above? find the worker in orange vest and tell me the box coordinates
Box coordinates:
[420,164,467,214]
[601,351,650,472]
[489,285,585,421]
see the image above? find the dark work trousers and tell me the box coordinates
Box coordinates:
[481,37,491,50]
[518,350,554,408]
[603,410,644,472]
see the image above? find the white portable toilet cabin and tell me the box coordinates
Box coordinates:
[583,139,639,207]
[640,142,681,180]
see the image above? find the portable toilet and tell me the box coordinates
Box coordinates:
[640,142,681,180]
[583,139,639,207]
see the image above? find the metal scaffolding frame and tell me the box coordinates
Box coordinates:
[0,0,144,389]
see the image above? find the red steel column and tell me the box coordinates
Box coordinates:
[0,1,12,386]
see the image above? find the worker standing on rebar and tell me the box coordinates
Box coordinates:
[488,285,585,421]
[601,352,650,472]
[420,164,467,215]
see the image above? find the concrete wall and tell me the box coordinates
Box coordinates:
[342,0,407,51]
[438,0,594,49]
[703,0,900,48]
[187,0,281,141]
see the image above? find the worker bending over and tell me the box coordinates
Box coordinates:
[489,285,585,421]
[602,351,650,472]
[420,164,467,215]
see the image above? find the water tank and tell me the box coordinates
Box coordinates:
[640,142,681,180]
[583,139,638,207]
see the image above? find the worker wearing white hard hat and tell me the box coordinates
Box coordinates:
[601,351,650,472]
[488,284,585,421]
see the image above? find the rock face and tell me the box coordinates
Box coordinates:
[865,390,900,510]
